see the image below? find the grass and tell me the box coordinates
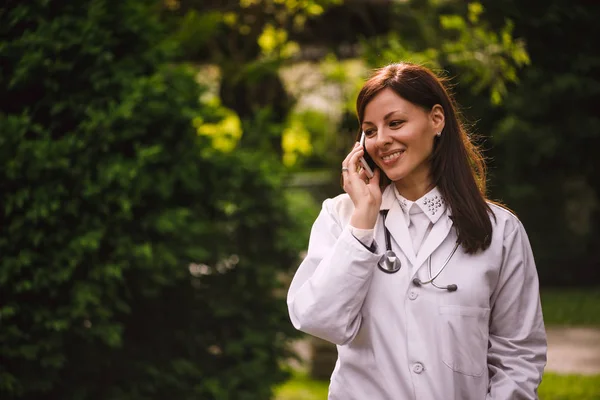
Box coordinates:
[275,371,600,400]
[274,372,328,400]
[539,373,600,399]
[540,287,600,326]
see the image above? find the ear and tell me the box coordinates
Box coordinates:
[430,104,445,135]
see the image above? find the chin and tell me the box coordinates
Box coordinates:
[386,174,404,182]
[382,171,406,183]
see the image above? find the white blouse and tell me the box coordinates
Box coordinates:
[351,186,445,259]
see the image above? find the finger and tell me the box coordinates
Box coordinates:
[348,148,365,179]
[357,168,367,181]
[357,168,371,184]
[342,142,361,169]
[346,142,363,160]
[367,167,381,188]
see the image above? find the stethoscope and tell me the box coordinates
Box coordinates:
[377,210,460,292]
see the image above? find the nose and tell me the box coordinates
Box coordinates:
[375,128,392,148]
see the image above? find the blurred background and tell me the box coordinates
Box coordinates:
[1,0,599,399]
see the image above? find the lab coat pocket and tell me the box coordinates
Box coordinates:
[438,305,490,377]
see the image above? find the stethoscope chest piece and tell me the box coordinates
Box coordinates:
[378,250,400,273]
[377,209,401,274]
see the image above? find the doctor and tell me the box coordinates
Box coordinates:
[287,63,547,399]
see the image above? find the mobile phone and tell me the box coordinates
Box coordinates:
[359,132,376,179]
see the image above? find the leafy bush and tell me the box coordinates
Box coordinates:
[0,1,298,399]
[468,0,600,286]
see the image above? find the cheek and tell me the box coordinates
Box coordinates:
[411,131,435,154]
[365,142,376,156]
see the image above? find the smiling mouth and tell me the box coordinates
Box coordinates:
[381,150,405,162]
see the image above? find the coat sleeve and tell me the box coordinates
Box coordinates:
[287,198,383,345]
[486,220,547,399]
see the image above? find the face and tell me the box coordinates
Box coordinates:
[361,88,444,188]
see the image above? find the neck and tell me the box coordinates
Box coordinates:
[394,177,434,202]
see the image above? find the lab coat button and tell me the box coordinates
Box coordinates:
[413,363,424,374]
[408,290,418,300]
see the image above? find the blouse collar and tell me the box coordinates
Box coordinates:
[393,185,446,224]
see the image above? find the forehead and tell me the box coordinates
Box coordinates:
[363,88,422,122]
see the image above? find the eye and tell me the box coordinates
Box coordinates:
[389,120,405,128]
[364,128,377,137]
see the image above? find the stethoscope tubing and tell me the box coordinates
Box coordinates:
[421,241,460,285]
[376,209,459,291]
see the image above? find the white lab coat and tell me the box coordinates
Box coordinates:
[287,185,547,400]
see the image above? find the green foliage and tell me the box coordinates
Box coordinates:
[166,0,342,62]
[282,189,322,255]
[171,10,222,57]
[439,4,530,105]
[468,0,600,285]
[161,0,345,166]
[194,97,244,152]
[0,1,298,398]
[361,1,529,105]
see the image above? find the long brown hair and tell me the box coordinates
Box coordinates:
[356,63,493,253]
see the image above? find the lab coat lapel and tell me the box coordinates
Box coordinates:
[412,210,454,273]
[380,186,417,266]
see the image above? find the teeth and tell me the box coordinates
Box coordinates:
[382,151,403,161]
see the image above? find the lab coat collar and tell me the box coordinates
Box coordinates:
[380,186,417,265]
[379,185,398,211]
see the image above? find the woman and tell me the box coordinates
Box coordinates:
[287,63,547,399]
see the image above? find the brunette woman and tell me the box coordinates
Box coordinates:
[287,63,546,400]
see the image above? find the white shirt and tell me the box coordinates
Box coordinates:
[288,185,547,400]
[351,186,446,260]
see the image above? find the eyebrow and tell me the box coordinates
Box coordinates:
[362,110,406,125]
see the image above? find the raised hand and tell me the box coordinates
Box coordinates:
[341,142,382,229]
